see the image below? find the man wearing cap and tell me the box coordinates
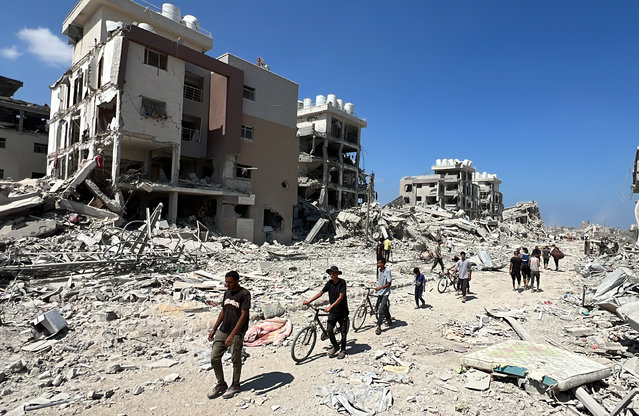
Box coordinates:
[303,266,349,359]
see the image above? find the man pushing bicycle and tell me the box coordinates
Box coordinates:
[303,266,349,359]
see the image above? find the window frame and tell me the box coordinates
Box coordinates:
[0,138,5,149]
[141,96,168,119]
[243,85,255,101]
[241,124,254,140]
[33,142,47,154]
[144,48,168,70]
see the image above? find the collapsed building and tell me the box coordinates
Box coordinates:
[46,0,298,244]
[399,158,503,220]
[0,76,50,180]
[296,94,369,210]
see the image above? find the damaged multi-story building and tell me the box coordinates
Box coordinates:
[399,158,503,220]
[47,0,298,244]
[0,76,50,180]
[296,94,369,210]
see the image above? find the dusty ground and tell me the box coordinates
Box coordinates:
[2,240,613,416]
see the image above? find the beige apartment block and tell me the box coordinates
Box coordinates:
[400,158,503,220]
[0,76,49,181]
[48,0,298,243]
[297,94,369,210]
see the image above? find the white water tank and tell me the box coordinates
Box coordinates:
[344,103,354,114]
[162,3,180,21]
[337,99,344,110]
[316,95,326,105]
[327,94,337,106]
[182,15,199,30]
[436,159,442,166]
[138,23,156,33]
[303,98,312,109]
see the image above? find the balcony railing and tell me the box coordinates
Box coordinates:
[182,127,201,143]
[183,84,204,103]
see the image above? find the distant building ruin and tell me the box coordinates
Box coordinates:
[399,158,503,220]
[0,76,49,180]
[296,94,369,210]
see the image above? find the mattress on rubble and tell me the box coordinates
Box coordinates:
[461,340,611,391]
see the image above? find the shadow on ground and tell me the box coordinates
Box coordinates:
[241,371,294,395]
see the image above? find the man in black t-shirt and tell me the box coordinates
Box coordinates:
[207,271,251,400]
[304,266,349,359]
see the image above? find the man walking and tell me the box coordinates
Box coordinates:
[208,271,251,399]
[383,237,392,263]
[509,250,522,291]
[413,267,426,308]
[430,240,445,273]
[453,252,472,303]
[303,266,349,359]
[375,259,392,335]
[530,253,541,292]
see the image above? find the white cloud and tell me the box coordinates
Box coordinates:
[17,27,71,67]
[0,45,21,59]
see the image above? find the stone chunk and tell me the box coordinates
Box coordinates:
[132,385,144,395]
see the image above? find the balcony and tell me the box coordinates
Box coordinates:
[182,127,201,143]
[183,84,203,103]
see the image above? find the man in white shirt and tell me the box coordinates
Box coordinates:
[453,251,472,303]
[375,259,392,335]
[530,253,541,292]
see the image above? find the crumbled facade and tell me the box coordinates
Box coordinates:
[0,76,50,180]
[296,94,369,210]
[47,0,297,244]
[400,159,503,220]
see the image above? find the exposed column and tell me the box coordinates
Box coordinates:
[111,91,122,186]
[170,143,180,186]
[320,139,328,209]
[18,110,24,132]
[168,191,178,224]
[337,143,344,209]
[143,151,151,179]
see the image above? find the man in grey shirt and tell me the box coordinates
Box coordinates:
[375,259,392,335]
[454,251,472,303]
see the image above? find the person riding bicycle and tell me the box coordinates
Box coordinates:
[303,266,349,359]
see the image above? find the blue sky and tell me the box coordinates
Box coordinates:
[1,1,638,228]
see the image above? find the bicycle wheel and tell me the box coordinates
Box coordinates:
[291,326,317,362]
[437,277,449,293]
[352,305,367,331]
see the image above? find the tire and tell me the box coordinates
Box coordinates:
[437,277,449,293]
[352,305,367,331]
[291,326,316,363]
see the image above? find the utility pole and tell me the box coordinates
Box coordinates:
[365,172,374,242]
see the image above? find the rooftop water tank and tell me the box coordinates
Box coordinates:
[303,98,312,109]
[337,99,344,110]
[344,103,354,114]
[182,15,200,30]
[316,95,326,105]
[138,23,156,33]
[327,94,337,107]
[161,3,180,22]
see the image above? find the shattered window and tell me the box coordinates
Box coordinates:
[144,48,167,70]
[404,184,412,192]
[141,97,167,119]
[236,164,252,179]
[264,209,283,230]
[0,138,5,148]
[33,143,47,154]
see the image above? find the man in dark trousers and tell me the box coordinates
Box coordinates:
[304,266,349,359]
[208,271,251,400]
[375,259,393,335]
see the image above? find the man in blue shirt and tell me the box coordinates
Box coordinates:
[375,259,392,335]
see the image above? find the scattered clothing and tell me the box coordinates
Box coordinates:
[243,318,292,347]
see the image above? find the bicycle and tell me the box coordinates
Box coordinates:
[352,288,380,332]
[437,269,459,293]
[290,306,349,363]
